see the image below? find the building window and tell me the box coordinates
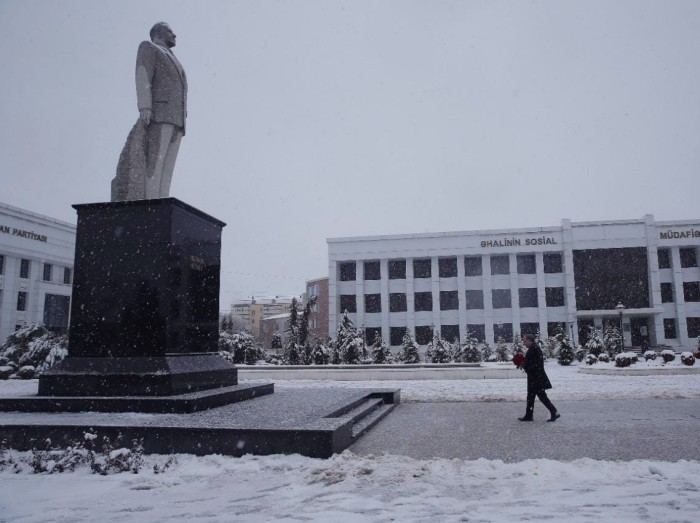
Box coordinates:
[17,291,27,311]
[441,324,460,343]
[467,324,485,342]
[0,255,4,275]
[365,327,382,344]
[663,318,677,339]
[545,287,565,307]
[683,282,700,302]
[440,290,459,311]
[548,322,565,337]
[516,254,536,274]
[339,262,356,281]
[518,288,538,308]
[465,290,484,309]
[492,289,511,309]
[680,248,698,268]
[390,327,407,346]
[543,253,563,273]
[41,294,70,332]
[389,293,407,312]
[388,259,406,279]
[438,257,457,278]
[490,256,509,275]
[464,257,482,277]
[339,294,356,313]
[687,317,700,338]
[42,263,52,282]
[63,267,72,285]
[520,322,539,337]
[364,261,381,280]
[414,291,433,312]
[494,323,513,342]
[658,249,671,269]
[413,259,432,278]
[660,283,674,303]
[20,259,30,279]
[365,293,382,313]
[415,325,433,345]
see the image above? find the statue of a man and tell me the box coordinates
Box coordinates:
[111,22,188,201]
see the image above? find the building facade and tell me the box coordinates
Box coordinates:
[305,277,329,340]
[229,297,294,338]
[328,215,700,350]
[0,202,76,342]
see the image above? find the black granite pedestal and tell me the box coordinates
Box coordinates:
[31,198,271,410]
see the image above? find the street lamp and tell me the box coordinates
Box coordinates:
[615,302,626,350]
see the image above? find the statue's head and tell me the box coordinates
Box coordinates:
[150,22,176,48]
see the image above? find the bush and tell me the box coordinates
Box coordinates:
[0,325,68,376]
[584,354,598,365]
[574,345,586,362]
[615,352,637,368]
[16,365,37,379]
[584,327,604,357]
[597,353,610,363]
[481,342,493,362]
[661,349,676,363]
[557,332,575,366]
[680,352,696,366]
[495,338,510,362]
[643,351,657,361]
[461,334,482,363]
[219,331,263,365]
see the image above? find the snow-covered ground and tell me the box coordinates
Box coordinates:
[1,451,699,522]
[2,363,699,521]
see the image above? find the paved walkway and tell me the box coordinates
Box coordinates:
[351,399,700,461]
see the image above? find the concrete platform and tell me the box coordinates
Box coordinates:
[579,366,700,376]
[0,387,399,458]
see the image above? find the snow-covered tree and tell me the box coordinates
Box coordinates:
[495,337,511,362]
[460,329,482,363]
[584,326,604,356]
[0,324,68,377]
[603,325,623,357]
[397,330,421,364]
[451,338,464,363]
[557,331,575,366]
[370,332,393,364]
[270,333,282,350]
[511,332,524,356]
[283,298,303,365]
[336,311,362,364]
[481,342,493,362]
[426,329,451,363]
[311,339,330,365]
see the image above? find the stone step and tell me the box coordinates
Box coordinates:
[352,403,395,439]
[341,397,384,425]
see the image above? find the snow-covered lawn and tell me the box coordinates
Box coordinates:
[1,451,699,522]
[248,362,700,402]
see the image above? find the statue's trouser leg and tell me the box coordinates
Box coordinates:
[159,130,182,197]
[146,123,178,198]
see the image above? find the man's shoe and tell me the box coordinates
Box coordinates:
[518,416,533,421]
[547,412,561,422]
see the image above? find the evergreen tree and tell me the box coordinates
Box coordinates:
[426,329,451,363]
[336,311,362,364]
[270,333,282,350]
[481,342,493,361]
[451,338,464,363]
[370,332,393,364]
[557,330,575,366]
[495,337,511,362]
[219,331,262,365]
[311,338,330,365]
[397,330,421,364]
[511,332,524,356]
[283,298,303,365]
[603,325,623,357]
[584,326,604,356]
[220,314,230,333]
[461,329,482,363]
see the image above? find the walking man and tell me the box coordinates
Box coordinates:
[519,334,561,422]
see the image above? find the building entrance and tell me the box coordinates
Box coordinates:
[630,317,649,348]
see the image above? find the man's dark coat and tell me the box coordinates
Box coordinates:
[523,343,552,393]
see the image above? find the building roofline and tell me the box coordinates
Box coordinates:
[1,201,76,231]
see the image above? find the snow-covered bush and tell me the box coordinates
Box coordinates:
[219,331,263,365]
[557,332,575,366]
[0,366,15,379]
[680,352,696,366]
[311,342,330,365]
[0,324,68,377]
[615,352,638,368]
[461,332,482,363]
[397,331,421,364]
[603,325,623,357]
[541,337,558,359]
[495,338,510,362]
[481,342,493,362]
[426,330,451,363]
[661,349,676,363]
[486,353,498,362]
[584,354,598,365]
[574,345,586,362]
[643,351,658,361]
[597,353,610,363]
[16,365,37,379]
[370,333,393,364]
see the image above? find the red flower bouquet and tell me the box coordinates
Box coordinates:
[512,353,525,368]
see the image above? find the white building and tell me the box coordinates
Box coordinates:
[0,202,76,342]
[328,215,700,351]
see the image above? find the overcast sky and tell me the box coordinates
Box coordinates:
[2,0,699,309]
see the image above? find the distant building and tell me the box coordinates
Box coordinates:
[259,312,290,352]
[328,215,700,351]
[0,202,76,342]
[229,297,294,338]
[305,277,329,340]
